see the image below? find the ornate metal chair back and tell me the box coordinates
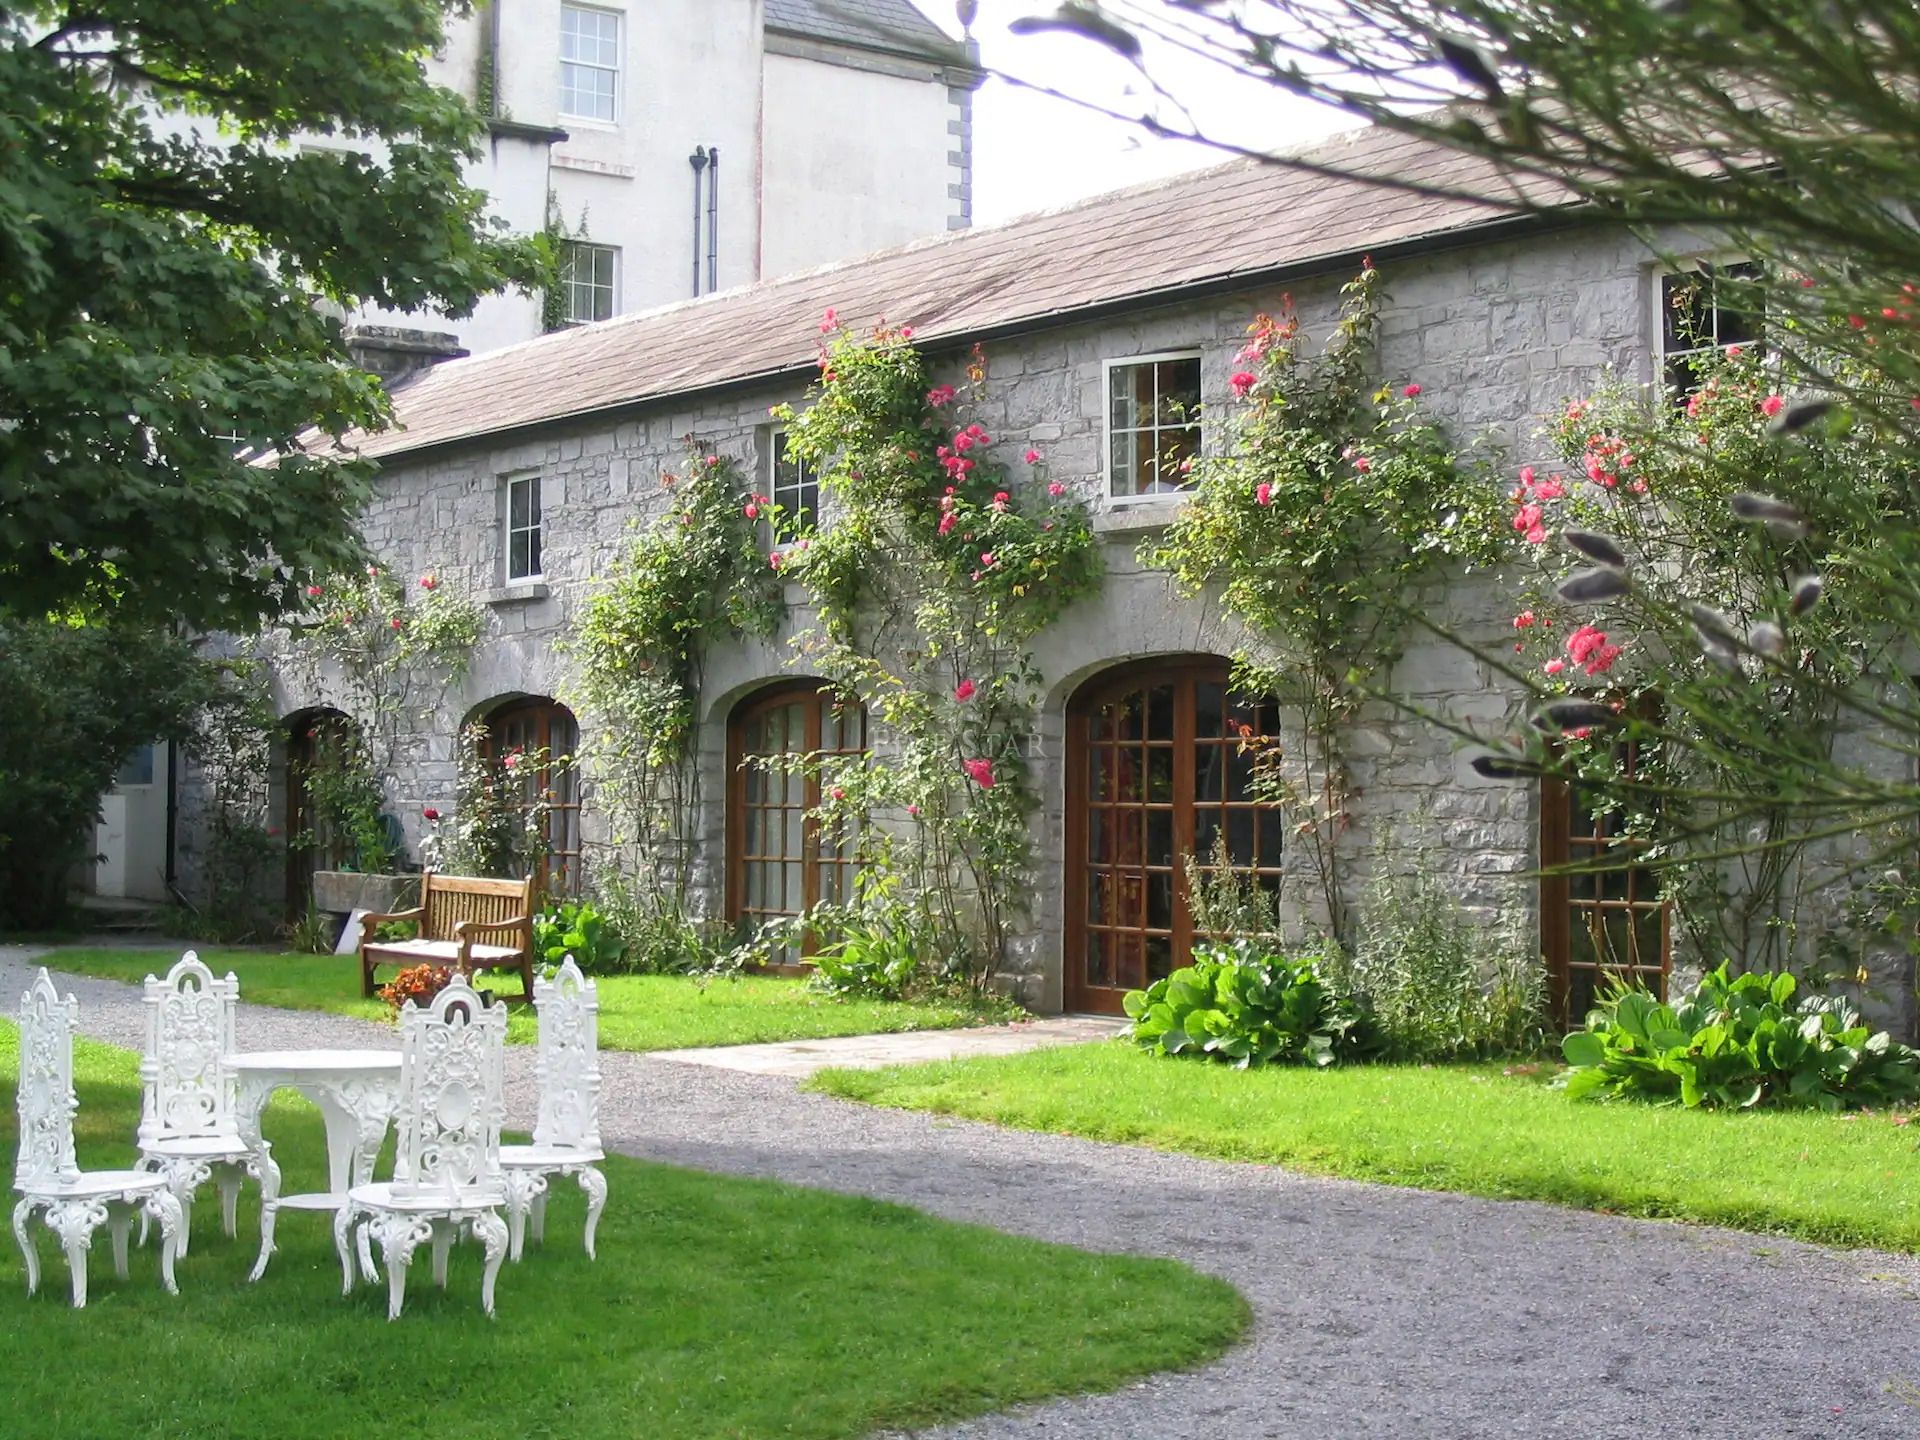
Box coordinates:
[531,956,601,1152]
[392,972,506,1196]
[15,970,80,1189]
[138,951,240,1148]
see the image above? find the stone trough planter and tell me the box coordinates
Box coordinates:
[311,870,415,918]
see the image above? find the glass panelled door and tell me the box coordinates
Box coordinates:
[1540,733,1670,1025]
[728,682,867,965]
[1066,661,1283,1014]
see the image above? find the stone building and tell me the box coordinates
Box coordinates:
[184,122,1774,1021]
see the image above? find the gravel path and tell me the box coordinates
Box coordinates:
[7,946,1919,1439]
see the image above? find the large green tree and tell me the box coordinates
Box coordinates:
[0,0,543,630]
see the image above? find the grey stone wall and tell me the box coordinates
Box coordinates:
[196,221,1702,1010]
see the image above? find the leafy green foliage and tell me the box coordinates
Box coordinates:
[1123,941,1376,1069]
[1323,870,1545,1061]
[1143,269,1496,942]
[1561,964,1920,1111]
[567,447,785,933]
[532,898,628,974]
[776,326,1102,988]
[0,1,544,629]
[0,619,226,925]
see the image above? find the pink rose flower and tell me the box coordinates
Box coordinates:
[1403,383,1422,397]
[1256,482,1273,506]
[1230,370,1257,398]
[419,574,438,590]
[1048,481,1065,496]
[305,585,324,598]
[1760,394,1785,418]
[1543,659,1566,675]
[820,307,838,332]
[954,679,976,703]
[743,503,759,518]
[963,758,995,788]
[423,807,441,821]
[1024,449,1041,464]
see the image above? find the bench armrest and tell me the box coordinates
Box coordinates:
[361,906,426,929]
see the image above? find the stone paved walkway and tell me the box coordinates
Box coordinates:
[6,946,1919,1438]
[653,1013,1127,1077]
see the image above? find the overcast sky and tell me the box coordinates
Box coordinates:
[931,0,1363,223]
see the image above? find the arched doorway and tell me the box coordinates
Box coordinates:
[482,697,582,898]
[726,680,868,966]
[284,707,356,916]
[1065,659,1285,1014]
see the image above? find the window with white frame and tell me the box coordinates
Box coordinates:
[764,426,818,534]
[562,242,617,325]
[505,473,544,581]
[1660,260,1763,398]
[1105,353,1202,498]
[559,4,620,122]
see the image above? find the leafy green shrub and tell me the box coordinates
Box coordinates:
[1561,963,1920,1110]
[532,898,628,974]
[808,916,923,1001]
[1325,872,1546,1061]
[1123,941,1376,1069]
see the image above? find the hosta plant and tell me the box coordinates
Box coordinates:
[1123,941,1377,1069]
[532,898,626,974]
[1560,964,1920,1111]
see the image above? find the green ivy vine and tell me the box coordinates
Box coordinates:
[1144,265,1500,943]
[774,321,1103,988]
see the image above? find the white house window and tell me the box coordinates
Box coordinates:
[1106,353,1202,498]
[559,4,620,122]
[1660,260,1763,397]
[115,744,156,788]
[765,427,818,533]
[506,473,543,581]
[562,242,617,324]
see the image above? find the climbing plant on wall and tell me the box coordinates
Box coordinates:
[1143,265,1500,944]
[281,561,482,854]
[567,445,786,949]
[774,319,1103,988]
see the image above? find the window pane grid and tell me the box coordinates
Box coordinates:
[1107,357,1202,496]
[770,431,819,532]
[563,243,616,325]
[1661,261,1763,399]
[560,5,619,121]
[506,475,542,580]
[1074,668,1281,1000]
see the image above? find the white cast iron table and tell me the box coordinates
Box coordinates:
[227,1049,403,1281]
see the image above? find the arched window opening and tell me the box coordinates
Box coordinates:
[727,681,869,966]
[1066,659,1285,1014]
[284,708,359,914]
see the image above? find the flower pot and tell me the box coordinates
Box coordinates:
[311,870,415,916]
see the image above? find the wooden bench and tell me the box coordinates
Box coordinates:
[359,872,536,1001]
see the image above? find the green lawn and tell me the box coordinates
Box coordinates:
[811,1041,1920,1253]
[0,1023,1247,1440]
[43,948,1007,1052]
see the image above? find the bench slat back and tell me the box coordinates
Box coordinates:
[420,872,532,942]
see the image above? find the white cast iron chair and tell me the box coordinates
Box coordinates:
[12,969,183,1307]
[333,973,510,1319]
[501,956,606,1261]
[136,952,258,1254]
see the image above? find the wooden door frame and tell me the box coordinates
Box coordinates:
[1064,657,1235,1015]
[481,696,581,898]
[724,679,865,965]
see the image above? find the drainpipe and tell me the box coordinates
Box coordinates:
[163,738,179,892]
[706,146,720,294]
[688,146,709,297]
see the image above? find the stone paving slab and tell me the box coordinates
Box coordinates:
[5,946,1920,1438]
[651,1014,1129,1077]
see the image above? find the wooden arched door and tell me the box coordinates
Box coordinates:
[727,681,868,966]
[1065,660,1285,1014]
[483,697,581,898]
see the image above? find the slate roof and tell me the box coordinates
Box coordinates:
[764,0,965,65]
[348,122,1570,462]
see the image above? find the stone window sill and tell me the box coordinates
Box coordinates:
[1094,496,1189,536]
[482,582,550,606]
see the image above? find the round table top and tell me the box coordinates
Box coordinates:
[225,1049,403,1074]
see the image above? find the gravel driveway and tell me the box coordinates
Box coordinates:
[6,946,1918,1439]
